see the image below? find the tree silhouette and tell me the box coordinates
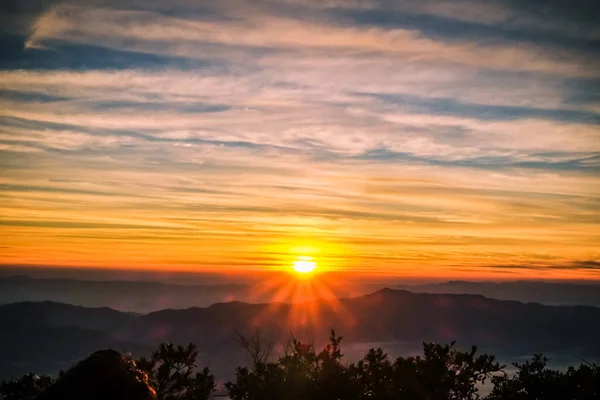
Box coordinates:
[1,335,598,399]
[226,330,356,400]
[488,354,600,400]
[391,341,502,400]
[0,373,53,400]
[226,331,502,400]
[136,342,215,400]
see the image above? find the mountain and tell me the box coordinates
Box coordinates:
[395,280,600,307]
[0,275,252,313]
[0,275,374,313]
[4,276,599,314]
[0,302,149,379]
[0,301,132,331]
[131,289,600,355]
[1,289,600,379]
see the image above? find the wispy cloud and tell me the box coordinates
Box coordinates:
[23,4,600,77]
[1,0,599,279]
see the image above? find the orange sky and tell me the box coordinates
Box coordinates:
[1,0,599,281]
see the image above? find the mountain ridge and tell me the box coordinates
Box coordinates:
[396,280,600,307]
[2,288,600,379]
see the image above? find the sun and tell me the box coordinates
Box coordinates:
[292,256,317,274]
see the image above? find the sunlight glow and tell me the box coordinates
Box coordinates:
[292,256,317,274]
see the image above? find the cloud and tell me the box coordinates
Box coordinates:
[480,260,600,272]
[23,4,599,77]
[0,0,599,277]
[572,260,600,270]
[1,68,599,160]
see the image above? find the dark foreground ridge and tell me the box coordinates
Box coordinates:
[35,349,155,400]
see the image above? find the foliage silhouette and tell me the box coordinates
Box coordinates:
[1,333,599,400]
[136,342,215,400]
[226,330,503,400]
[488,354,600,399]
[0,373,53,400]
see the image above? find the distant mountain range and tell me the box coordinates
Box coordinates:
[0,275,380,313]
[2,288,600,380]
[2,276,600,313]
[0,275,254,313]
[396,280,600,307]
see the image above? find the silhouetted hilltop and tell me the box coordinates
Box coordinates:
[0,301,132,331]
[396,280,600,307]
[0,275,253,313]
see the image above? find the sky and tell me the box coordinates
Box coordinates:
[0,0,599,281]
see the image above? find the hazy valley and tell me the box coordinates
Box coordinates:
[2,285,599,381]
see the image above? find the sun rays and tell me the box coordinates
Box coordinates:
[241,242,360,332]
